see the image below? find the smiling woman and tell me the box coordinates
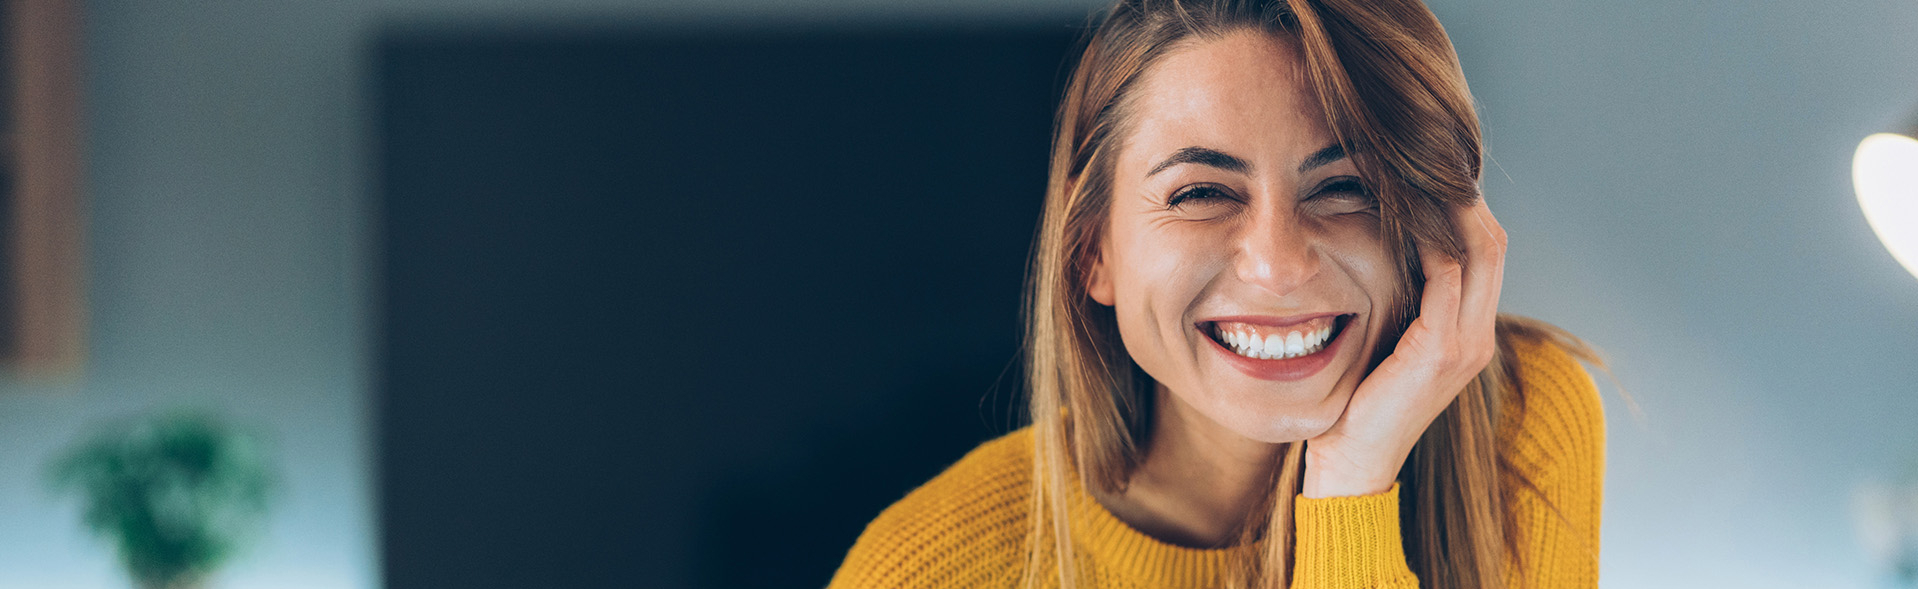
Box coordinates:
[827,1,1605,588]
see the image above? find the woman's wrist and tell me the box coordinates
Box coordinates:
[1301,444,1402,499]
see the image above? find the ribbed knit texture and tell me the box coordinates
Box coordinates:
[828,337,1603,588]
[1293,483,1417,588]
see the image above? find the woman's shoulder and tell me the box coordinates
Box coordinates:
[1499,331,1606,482]
[1496,327,1607,580]
[826,428,1034,588]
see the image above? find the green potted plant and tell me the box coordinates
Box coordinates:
[46,411,274,589]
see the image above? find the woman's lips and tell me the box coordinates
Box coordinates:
[1199,314,1352,382]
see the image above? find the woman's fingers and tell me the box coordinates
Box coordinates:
[1410,234,1464,360]
[1454,199,1506,355]
[1404,199,1502,380]
[1460,199,1507,312]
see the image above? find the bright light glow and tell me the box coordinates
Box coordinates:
[1853,132,1918,281]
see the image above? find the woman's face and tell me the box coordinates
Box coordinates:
[1086,30,1397,444]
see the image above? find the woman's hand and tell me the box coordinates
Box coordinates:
[1300,199,1508,498]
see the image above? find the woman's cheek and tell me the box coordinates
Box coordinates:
[1319,223,1393,291]
[1316,221,1395,379]
[1112,224,1220,378]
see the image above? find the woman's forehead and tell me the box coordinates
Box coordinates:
[1122,31,1334,172]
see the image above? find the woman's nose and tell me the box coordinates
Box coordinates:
[1235,213,1320,297]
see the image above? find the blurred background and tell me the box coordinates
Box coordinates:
[1,0,1916,588]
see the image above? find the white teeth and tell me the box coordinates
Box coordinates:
[1258,334,1280,359]
[1215,319,1342,360]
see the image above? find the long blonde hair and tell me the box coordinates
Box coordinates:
[1020,1,1600,587]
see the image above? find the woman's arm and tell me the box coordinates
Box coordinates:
[1283,201,1503,589]
[1286,337,1605,589]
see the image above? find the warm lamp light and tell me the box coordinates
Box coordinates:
[1853,130,1918,281]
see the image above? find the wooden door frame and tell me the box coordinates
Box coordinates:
[5,0,84,375]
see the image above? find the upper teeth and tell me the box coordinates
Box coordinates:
[1215,320,1337,360]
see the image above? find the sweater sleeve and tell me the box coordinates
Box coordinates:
[1290,483,1421,589]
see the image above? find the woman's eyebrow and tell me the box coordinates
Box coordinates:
[1297,144,1346,173]
[1147,146,1249,177]
[1145,144,1347,177]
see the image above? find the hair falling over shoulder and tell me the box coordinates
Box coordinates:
[1019,1,1604,588]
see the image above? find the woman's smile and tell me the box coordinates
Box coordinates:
[1196,313,1356,380]
[1201,313,1348,359]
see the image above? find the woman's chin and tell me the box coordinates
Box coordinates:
[1194,332,1372,444]
[1227,406,1342,444]
[1203,385,1349,444]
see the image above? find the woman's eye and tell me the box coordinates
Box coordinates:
[1167,185,1232,208]
[1311,179,1377,213]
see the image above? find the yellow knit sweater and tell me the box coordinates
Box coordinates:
[828,337,1604,588]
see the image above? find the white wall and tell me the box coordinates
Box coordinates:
[0,0,1913,587]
